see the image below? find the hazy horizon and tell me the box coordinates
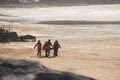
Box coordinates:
[0,0,120,8]
[0,4,120,25]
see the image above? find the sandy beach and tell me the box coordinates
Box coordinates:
[0,24,120,80]
[0,4,120,80]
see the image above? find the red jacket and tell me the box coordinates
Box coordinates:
[43,44,49,50]
[34,43,42,49]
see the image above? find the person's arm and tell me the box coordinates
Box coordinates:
[34,44,37,49]
[49,42,53,49]
[42,44,45,50]
[50,42,52,46]
[58,44,61,48]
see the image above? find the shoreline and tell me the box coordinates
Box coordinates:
[1,23,120,41]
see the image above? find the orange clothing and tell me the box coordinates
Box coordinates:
[43,44,49,50]
[34,43,42,49]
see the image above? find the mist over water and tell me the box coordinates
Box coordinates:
[0,4,120,40]
[0,4,120,25]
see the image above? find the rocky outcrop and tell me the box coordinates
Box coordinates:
[0,58,95,80]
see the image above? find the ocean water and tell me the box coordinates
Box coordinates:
[0,4,120,25]
[0,4,120,40]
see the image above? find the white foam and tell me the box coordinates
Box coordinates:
[0,4,120,24]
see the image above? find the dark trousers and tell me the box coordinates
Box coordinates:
[45,49,49,57]
[37,49,41,57]
[54,49,58,57]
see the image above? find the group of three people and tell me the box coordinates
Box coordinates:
[34,39,61,58]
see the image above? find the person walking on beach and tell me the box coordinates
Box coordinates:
[43,41,50,57]
[47,39,53,56]
[53,40,61,57]
[34,40,42,58]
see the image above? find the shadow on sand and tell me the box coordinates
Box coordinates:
[35,72,95,80]
[30,56,55,59]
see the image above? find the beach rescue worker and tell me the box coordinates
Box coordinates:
[43,41,50,57]
[34,40,42,58]
[53,40,61,57]
[47,39,53,56]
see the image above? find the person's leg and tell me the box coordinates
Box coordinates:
[53,49,56,57]
[54,49,58,57]
[48,49,50,57]
[37,49,39,57]
[45,49,47,57]
[47,49,50,57]
[56,49,58,56]
[40,50,41,57]
[38,49,41,57]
